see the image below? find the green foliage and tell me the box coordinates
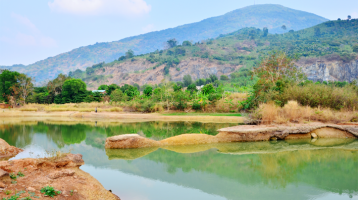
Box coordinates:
[353,44,358,53]
[40,186,61,198]
[166,39,178,48]
[183,75,192,87]
[106,84,120,96]
[220,75,229,81]
[17,171,25,177]
[62,79,87,103]
[125,49,134,59]
[182,41,192,46]
[121,84,139,99]
[186,84,198,93]
[144,86,153,97]
[0,70,20,103]
[202,84,215,95]
[173,84,182,92]
[9,173,16,180]
[110,89,125,102]
[98,85,108,90]
[173,91,189,110]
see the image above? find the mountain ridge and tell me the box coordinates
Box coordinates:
[1,4,328,83]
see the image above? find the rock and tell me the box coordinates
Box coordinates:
[48,169,75,179]
[0,181,5,188]
[311,133,318,138]
[105,134,160,149]
[0,169,9,178]
[27,187,36,192]
[0,138,23,158]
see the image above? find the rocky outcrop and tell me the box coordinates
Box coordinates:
[86,58,241,89]
[0,153,120,200]
[0,138,23,159]
[105,123,358,149]
[299,60,358,82]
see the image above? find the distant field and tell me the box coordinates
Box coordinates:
[162,113,242,117]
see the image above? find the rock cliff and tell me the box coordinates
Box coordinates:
[299,59,358,82]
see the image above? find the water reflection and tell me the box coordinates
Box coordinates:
[0,121,357,200]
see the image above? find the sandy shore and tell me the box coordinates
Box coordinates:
[0,110,245,123]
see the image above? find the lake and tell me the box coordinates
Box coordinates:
[1,120,357,200]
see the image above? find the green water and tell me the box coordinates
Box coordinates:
[1,121,358,200]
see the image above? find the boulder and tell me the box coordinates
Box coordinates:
[0,138,23,159]
[105,134,160,149]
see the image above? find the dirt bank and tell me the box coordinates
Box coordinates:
[0,138,23,160]
[0,140,119,200]
[0,110,245,123]
[105,122,358,149]
[0,154,120,200]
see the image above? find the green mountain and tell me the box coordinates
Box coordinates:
[0,4,328,83]
[70,19,358,89]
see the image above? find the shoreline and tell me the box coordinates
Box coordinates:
[0,110,245,123]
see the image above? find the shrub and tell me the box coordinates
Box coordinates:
[220,75,229,81]
[40,186,61,197]
[202,84,215,95]
[143,86,153,97]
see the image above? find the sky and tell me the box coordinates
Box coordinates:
[1,0,357,66]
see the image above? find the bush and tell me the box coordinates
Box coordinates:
[192,101,202,110]
[202,84,215,95]
[110,89,125,102]
[220,75,229,81]
[40,186,61,197]
[144,86,153,97]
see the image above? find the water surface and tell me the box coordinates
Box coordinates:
[1,121,357,200]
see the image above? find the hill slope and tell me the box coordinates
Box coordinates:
[69,19,358,89]
[0,4,327,83]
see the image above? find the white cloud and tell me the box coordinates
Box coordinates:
[48,0,151,16]
[11,13,40,33]
[16,33,36,46]
[142,24,155,33]
[5,13,57,48]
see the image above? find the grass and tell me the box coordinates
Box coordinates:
[252,101,358,124]
[162,113,242,117]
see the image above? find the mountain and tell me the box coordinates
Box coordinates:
[69,19,358,89]
[0,4,328,84]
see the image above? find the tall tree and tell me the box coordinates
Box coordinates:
[263,27,268,37]
[12,74,33,105]
[47,74,71,95]
[62,79,87,103]
[166,38,178,49]
[0,70,20,103]
[183,75,192,87]
[348,15,351,20]
[125,49,134,58]
[281,25,287,30]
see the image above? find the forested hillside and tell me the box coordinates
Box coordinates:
[70,19,358,89]
[0,4,327,84]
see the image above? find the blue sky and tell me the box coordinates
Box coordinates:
[1,0,357,66]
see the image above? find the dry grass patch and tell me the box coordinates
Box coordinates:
[253,101,358,124]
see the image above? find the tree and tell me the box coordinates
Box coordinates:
[348,15,351,20]
[263,27,268,37]
[62,79,87,103]
[125,49,134,59]
[186,83,198,94]
[220,75,229,81]
[209,74,218,82]
[353,44,358,53]
[110,89,124,103]
[106,84,120,96]
[338,18,341,21]
[143,86,153,97]
[281,25,287,30]
[0,70,20,103]
[173,84,182,92]
[98,85,108,90]
[202,84,215,95]
[12,74,33,105]
[183,75,192,87]
[47,74,71,95]
[166,38,177,49]
[182,41,192,46]
[314,27,321,37]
